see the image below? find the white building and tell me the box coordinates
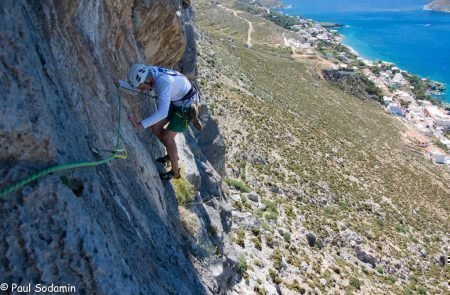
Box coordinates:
[434,117,450,131]
[424,106,450,131]
[394,90,415,102]
[383,96,393,104]
[390,73,407,88]
[426,146,446,164]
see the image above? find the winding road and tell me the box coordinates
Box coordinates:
[218,4,253,48]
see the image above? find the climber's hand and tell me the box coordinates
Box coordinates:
[111,75,120,87]
[128,114,143,129]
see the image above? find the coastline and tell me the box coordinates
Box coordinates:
[277,1,449,106]
[265,1,450,161]
[340,42,449,107]
[339,37,449,108]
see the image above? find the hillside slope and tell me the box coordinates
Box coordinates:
[0,0,230,293]
[196,0,449,294]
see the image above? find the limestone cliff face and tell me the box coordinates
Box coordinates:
[0,0,226,293]
[424,0,450,12]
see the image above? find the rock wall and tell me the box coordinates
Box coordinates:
[0,0,226,293]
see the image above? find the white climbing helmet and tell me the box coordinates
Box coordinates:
[128,64,149,88]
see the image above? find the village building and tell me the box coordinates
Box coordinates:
[434,117,450,130]
[390,72,407,88]
[407,130,431,148]
[424,106,450,130]
[425,146,447,164]
[383,96,393,104]
[394,90,415,103]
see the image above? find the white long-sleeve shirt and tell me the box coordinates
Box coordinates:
[118,66,193,129]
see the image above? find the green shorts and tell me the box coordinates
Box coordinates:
[167,104,191,133]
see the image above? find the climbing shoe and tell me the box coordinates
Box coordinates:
[160,169,181,181]
[156,155,179,167]
[189,104,202,130]
[156,154,170,164]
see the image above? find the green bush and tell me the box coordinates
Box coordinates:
[263,200,279,221]
[264,211,278,221]
[417,287,427,295]
[287,280,304,293]
[388,275,397,284]
[283,232,291,243]
[252,237,262,250]
[236,229,246,247]
[272,249,283,269]
[237,255,248,275]
[435,140,448,151]
[253,285,265,295]
[234,0,259,14]
[173,177,195,205]
[285,205,296,220]
[287,254,301,268]
[269,268,282,284]
[261,222,271,232]
[375,218,385,227]
[224,178,251,193]
[376,266,384,274]
[349,277,361,290]
[266,11,300,29]
[395,224,408,233]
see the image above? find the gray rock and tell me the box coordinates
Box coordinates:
[356,246,377,268]
[317,238,325,249]
[306,233,317,247]
[258,203,268,211]
[419,248,427,257]
[193,107,226,177]
[184,133,223,200]
[437,255,446,267]
[229,194,241,202]
[340,229,364,245]
[246,191,259,203]
[176,135,201,188]
[281,257,288,270]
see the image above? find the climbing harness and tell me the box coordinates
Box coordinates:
[0,87,129,199]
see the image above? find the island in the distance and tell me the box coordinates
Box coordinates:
[319,22,345,29]
[424,0,450,12]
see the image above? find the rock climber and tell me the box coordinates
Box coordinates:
[113,64,202,180]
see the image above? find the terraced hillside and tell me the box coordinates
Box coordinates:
[195,0,449,294]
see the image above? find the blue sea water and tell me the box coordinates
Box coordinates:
[279,0,450,103]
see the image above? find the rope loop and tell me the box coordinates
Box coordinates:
[0,86,127,199]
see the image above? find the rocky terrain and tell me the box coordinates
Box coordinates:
[195,0,449,294]
[1,0,449,294]
[424,0,450,12]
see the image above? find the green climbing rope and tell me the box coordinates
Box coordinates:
[0,87,128,199]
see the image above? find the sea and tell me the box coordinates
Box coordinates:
[279,0,450,103]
